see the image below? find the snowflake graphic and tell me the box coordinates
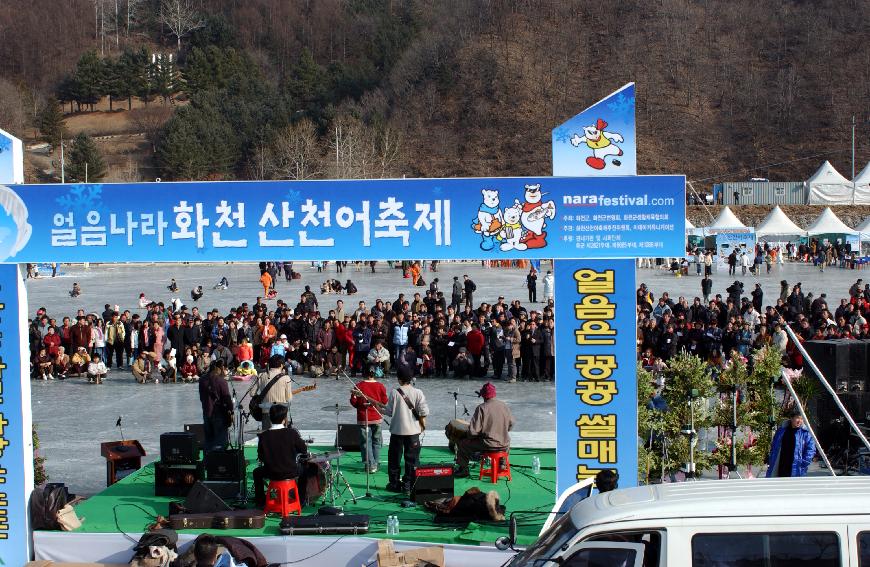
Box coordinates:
[284,189,302,205]
[0,135,10,154]
[56,184,107,217]
[606,93,634,115]
[553,126,574,144]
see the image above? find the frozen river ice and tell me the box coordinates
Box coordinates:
[27,261,556,496]
[25,259,861,495]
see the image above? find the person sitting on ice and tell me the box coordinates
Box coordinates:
[138,293,150,309]
[213,276,229,290]
[236,359,257,378]
[69,282,81,298]
[88,353,108,384]
[167,278,178,292]
[70,346,91,377]
[180,355,198,382]
[191,286,204,302]
[345,279,358,295]
[159,349,178,383]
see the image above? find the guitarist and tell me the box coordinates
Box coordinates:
[349,364,389,474]
[255,355,295,427]
[381,364,429,493]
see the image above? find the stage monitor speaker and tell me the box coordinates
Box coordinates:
[160,432,200,465]
[184,481,232,513]
[201,480,241,499]
[847,341,869,385]
[154,462,204,497]
[411,464,454,503]
[204,448,244,482]
[184,423,206,447]
[804,340,851,390]
[335,423,362,451]
[279,514,370,535]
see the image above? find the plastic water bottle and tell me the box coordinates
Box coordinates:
[532,455,541,475]
[386,515,395,535]
[393,515,400,535]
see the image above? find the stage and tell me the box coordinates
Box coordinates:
[34,445,556,565]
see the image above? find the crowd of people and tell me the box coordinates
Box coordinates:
[28,264,558,386]
[638,274,870,375]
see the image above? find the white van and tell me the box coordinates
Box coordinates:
[505,477,870,566]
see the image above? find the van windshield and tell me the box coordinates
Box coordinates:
[506,512,577,566]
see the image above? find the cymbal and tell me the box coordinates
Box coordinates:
[322,404,353,412]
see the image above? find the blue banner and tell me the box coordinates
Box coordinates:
[554,259,637,494]
[0,264,33,565]
[552,84,636,177]
[0,176,684,262]
[0,128,24,185]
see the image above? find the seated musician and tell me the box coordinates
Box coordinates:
[253,404,308,507]
[454,382,514,478]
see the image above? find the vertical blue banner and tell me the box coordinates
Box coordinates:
[552,84,636,177]
[554,259,636,494]
[0,264,33,565]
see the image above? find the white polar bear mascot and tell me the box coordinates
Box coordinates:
[569,118,624,170]
[499,200,527,251]
[519,184,555,250]
[472,188,503,251]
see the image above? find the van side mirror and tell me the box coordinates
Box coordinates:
[495,514,518,551]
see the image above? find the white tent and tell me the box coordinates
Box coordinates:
[706,206,746,229]
[807,161,853,204]
[805,207,857,236]
[852,162,870,205]
[754,205,805,239]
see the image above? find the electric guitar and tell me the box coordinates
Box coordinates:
[351,386,426,431]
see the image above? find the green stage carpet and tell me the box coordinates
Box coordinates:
[71,445,556,547]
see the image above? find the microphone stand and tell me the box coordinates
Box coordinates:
[233,377,260,505]
[341,370,388,501]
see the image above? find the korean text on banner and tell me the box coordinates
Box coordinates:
[0,175,684,263]
[554,259,636,495]
[0,264,33,566]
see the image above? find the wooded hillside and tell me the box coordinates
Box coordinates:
[1,0,868,185]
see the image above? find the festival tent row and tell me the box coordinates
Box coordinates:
[807,160,870,205]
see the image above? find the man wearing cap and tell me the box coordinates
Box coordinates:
[766,408,816,478]
[454,382,514,477]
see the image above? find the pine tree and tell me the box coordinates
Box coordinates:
[71,51,105,111]
[37,100,67,149]
[66,133,107,182]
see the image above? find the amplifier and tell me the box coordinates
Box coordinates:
[279,514,370,535]
[160,432,200,465]
[411,464,454,503]
[184,423,206,447]
[205,448,244,482]
[155,462,204,497]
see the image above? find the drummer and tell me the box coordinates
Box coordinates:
[253,404,308,507]
[454,382,514,478]
[349,364,388,473]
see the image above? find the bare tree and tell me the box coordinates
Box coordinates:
[0,79,29,138]
[159,0,203,52]
[129,105,173,153]
[266,119,324,180]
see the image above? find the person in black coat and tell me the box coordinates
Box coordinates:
[751,284,764,312]
[252,404,308,507]
[167,315,187,355]
[198,360,233,453]
[526,269,538,303]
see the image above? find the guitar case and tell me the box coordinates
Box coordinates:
[170,509,266,530]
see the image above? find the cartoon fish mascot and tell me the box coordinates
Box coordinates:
[471,189,503,251]
[498,200,527,252]
[570,118,624,170]
[519,184,555,249]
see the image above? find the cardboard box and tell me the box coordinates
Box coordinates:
[376,539,445,567]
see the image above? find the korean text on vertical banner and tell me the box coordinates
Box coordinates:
[555,259,636,494]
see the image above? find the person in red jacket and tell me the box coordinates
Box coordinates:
[466,324,485,377]
[43,327,62,358]
[350,365,388,473]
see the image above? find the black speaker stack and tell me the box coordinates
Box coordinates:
[155,432,202,497]
[805,340,870,450]
[203,448,244,498]
[335,423,362,451]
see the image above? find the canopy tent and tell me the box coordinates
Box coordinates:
[706,206,746,229]
[852,162,870,205]
[805,207,857,236]
[807,161,853,204]
[754,205,805,240]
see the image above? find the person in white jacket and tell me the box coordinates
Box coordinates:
[543,270,555,301]
[88,354,108,384]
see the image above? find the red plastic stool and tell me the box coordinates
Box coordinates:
[263,479,302,517]
[479,451,511,483]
